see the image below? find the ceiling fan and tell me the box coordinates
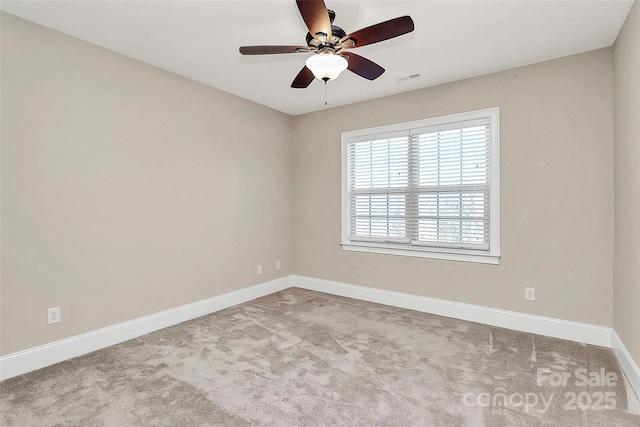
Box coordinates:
[239,0,415,88]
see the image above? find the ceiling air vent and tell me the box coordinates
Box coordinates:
[395,74,421,82]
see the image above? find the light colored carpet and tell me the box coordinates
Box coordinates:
[1,287,639,426]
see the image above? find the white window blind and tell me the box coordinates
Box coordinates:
[348,134,409,243]
[412,121,490,249]
[342,108,500,264]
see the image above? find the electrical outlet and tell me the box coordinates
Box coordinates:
[525,288,535,301]
[48,307,61,325]
[276,260,281,270]
[257,264,262,275]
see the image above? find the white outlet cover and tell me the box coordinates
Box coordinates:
[525,288,536,301]
[48,307,61,324]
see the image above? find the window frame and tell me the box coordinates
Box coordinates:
[340,107,500,264]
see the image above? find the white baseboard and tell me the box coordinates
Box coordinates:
[612,329,640,401]
[4,273,637,402]
[292,274,640,399]
[0,276,292,381]
[292,275,612,347]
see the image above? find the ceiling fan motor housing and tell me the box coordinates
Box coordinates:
[305,24,347,49]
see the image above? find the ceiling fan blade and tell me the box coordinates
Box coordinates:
[296,0,332,40]
[239,46,312,55]
[291,66,315,88]
[340,16,414,48]
[342,52,385,80]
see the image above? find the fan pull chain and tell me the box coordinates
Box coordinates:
[324,79,328,106]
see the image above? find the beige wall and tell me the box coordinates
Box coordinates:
[1,13,293,355]
[292,49,614,327]
[613,1,640,367]
[1,10,628,359]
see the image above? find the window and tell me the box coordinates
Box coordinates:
[341,108,500,264]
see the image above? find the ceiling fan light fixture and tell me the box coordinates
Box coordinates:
[305,53,348,81]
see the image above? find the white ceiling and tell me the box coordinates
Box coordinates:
[1,1,633,116]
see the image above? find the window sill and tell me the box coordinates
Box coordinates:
[341,242,500,265]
